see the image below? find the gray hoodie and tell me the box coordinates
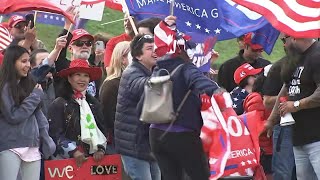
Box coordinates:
[0,83,55,158]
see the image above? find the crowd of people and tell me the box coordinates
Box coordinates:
[0,7,319,180]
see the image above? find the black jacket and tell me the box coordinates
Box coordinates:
[48,94,106,157]
[218,50,271,92]
[114,60,154,161]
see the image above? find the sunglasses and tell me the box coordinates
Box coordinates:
[281,36,290,44]
[134,34,154,49]
[73,40,93,47]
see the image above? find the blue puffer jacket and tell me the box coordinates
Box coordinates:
[153,57,220,134]
[114,60,154,161]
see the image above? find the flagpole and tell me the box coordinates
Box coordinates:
[100,18,126,26]
[170,0,175,15]
[121,0,138,35]
[55,10,79,62]
[34,11,38,27]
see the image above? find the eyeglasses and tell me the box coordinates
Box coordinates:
[134,34,154,49]
[281,36,290,44]
[73,40,93,47]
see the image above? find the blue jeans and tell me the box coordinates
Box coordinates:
[294,141,320,180]
[121,155,161,180]
[272,124,296,180]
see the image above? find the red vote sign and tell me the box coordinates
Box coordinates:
[45,154,122,180]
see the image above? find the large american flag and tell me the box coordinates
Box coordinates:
[0,24,12,52]
[232,0,320,38]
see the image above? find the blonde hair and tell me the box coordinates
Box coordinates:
[106,41,130,81]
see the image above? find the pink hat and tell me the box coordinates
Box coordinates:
[70,29,94,43]
[234,63,262,84]
[8,15,26,28]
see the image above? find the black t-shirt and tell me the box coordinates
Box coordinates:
[262,57,286,96]
[287,42,320,146]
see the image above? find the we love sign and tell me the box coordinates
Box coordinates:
[45,154,122,180]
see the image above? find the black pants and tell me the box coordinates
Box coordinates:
[149,128,210,180]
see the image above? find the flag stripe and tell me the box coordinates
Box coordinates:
[296,0,320,8]
[233,0,320,37]
[0,24,12,51]
[274,0,320,21]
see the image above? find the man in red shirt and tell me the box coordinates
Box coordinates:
[103,14,136,71]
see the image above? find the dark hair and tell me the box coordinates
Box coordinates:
[0,45,35,108]
[10,37,34,52]
[29,48,48,67]
[137,17,162,35]
[130,34,154,58]
[237,35,245,42]
[93,33,111,45]
[252,73,266,94]
[238,76,250,89]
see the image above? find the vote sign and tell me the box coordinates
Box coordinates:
[213,94,262,176]
[45,154,122,180]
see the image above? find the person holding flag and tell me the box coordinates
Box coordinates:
[149,15,221,180]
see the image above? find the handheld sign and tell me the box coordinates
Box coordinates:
[45,154,122,180]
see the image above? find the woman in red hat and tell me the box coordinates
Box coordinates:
[48,59,107,167]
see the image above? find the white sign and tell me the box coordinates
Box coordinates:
[49,0,105,21]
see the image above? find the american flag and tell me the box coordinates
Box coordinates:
[232,0,320,38]
[0,24,12,51]
[154,21,217,72]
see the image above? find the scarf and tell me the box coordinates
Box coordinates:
[74,91,107,154]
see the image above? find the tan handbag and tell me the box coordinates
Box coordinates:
[140,64,191,124]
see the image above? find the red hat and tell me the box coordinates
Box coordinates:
[70,29,94,44]
[234,63,262,84]
[58,59,102,81]
[243,32,263,51]
[8,15,26,28]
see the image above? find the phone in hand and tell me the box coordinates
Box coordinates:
[25,14,35,28]
[95,41,105,51]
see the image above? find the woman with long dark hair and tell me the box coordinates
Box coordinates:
[0,45,55,180]
[48,59,107,167]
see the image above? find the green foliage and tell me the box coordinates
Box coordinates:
[36,8,285,66]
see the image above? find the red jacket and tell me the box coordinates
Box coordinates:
[243,92,273,155]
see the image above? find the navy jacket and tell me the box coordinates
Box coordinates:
[152,58,220,134]
[114,60,154,161]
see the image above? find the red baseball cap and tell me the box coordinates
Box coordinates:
[70,29,94,44]
[8,15,27,28]
[243,32,263,51]
[234,63,262,84]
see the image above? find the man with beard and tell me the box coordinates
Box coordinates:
[103,14,136,71]
[263,55,297,180]
[269,34,320,179]
[218,32,271,92]
[54,28,99,98]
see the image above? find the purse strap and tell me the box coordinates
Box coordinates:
[170,63,185,77]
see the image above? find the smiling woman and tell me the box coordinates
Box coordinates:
[0,45,55,180]
[48,59,108,168]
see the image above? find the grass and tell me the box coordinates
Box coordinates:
[36,8,285,66]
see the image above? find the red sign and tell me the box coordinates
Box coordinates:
[45,154,122,180]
